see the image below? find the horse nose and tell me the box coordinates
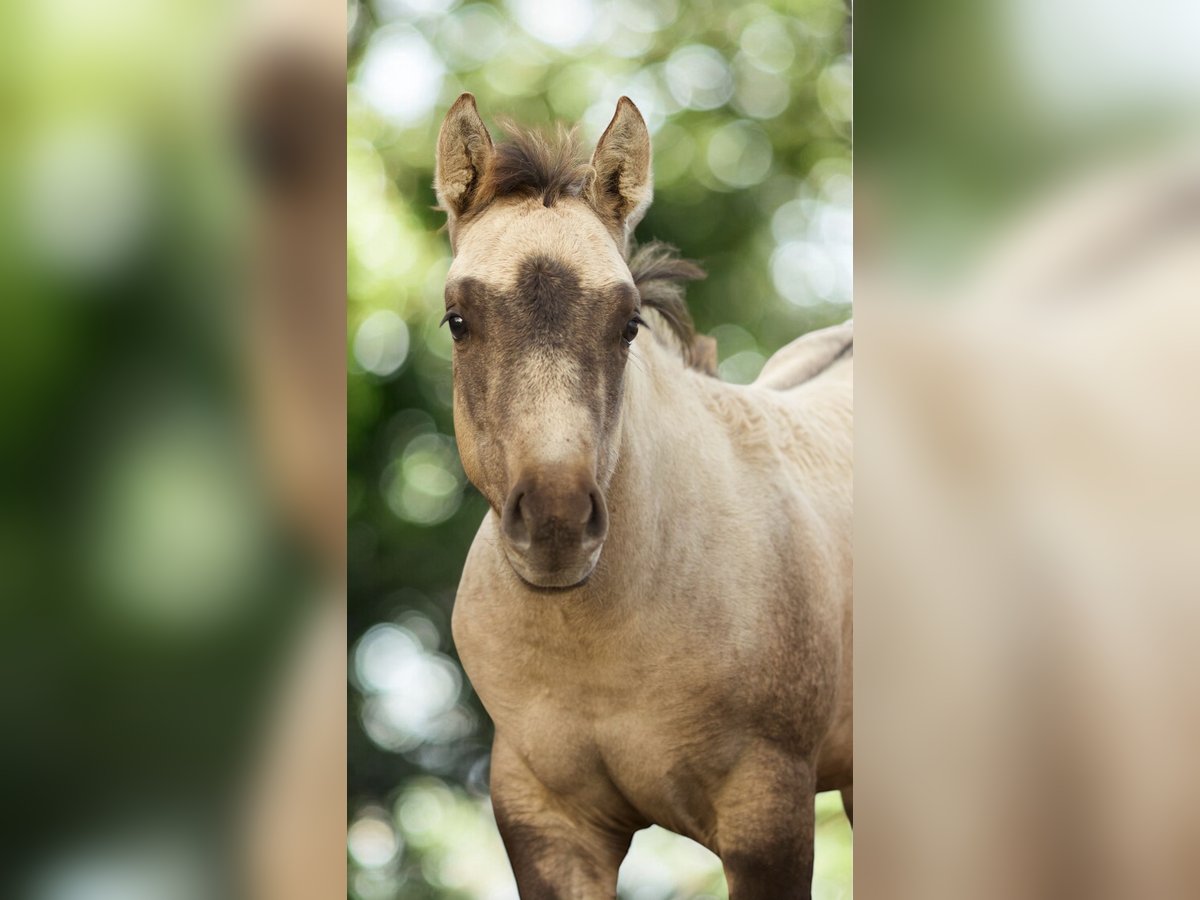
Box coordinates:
[501,469,608,557]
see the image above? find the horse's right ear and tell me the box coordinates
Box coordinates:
[435,93,494,228]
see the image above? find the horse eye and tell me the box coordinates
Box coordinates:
[623,316,644,345]
[442,312,468,341]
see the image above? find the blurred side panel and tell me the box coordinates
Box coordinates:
[856,1,1200,898]
[0,1,346,898]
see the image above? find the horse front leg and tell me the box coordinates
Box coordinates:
[490,736,632,900]
[714,748,817,900]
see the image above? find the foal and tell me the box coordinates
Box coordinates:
[436,94,853,899]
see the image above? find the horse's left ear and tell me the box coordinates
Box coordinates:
[589,97,652,243]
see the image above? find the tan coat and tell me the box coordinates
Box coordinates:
[454,322,853,898]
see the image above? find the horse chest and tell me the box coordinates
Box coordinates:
[454,529,844,829]
[502,679,727,834]
[475,628,743,827]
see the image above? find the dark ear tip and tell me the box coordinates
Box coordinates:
[449,92,478,113]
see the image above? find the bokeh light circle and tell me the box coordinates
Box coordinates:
[665,45,734,111]
[706,120,774,188]
[354,310,411,377]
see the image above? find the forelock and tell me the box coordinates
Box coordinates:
[480,124,592,210]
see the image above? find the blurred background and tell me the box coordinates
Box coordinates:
[346,0,853,897]
[855,2,1200,899]
[1,1,345,898]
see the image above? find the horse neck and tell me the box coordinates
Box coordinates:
[601,339,721,594]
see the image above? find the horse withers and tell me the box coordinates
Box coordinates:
[436,93,852,899]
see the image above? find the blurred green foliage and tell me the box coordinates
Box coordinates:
[0,2,315,895]
[346,1,852,896]
[855,0,1200,279]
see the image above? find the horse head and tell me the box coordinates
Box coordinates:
[435,94,654,589]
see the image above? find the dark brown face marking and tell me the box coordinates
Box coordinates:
[445,253,641,511]
[514,254,585,350]
[450,253,637,388]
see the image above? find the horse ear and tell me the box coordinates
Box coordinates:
[435,93,494,226]
[589,97,652,242]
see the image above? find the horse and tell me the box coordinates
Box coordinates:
[435,93,853,899]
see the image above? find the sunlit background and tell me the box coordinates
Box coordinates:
[346,0,853,896]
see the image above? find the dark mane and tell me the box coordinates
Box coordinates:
[484,124,592,208]
[628,242,707,368]
[481,127,710,371]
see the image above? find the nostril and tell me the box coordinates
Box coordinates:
[584,490,608,543]
[502,490,531,548]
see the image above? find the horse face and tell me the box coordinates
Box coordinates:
[443,200,642,588]
[434,94,653,589]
